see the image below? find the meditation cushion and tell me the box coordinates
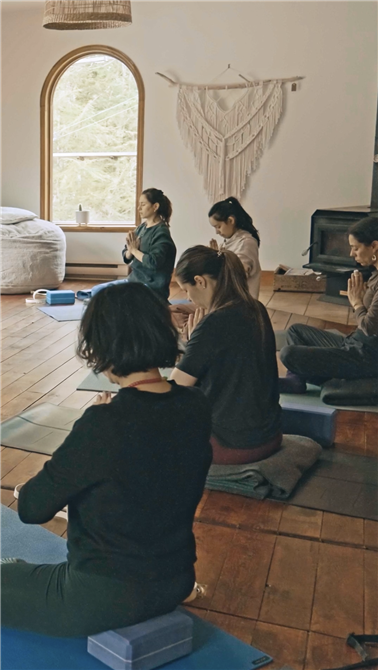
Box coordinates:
[321,377,378,406]
[0,218,66,294]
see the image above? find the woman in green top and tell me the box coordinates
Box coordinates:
[89,189,177,303]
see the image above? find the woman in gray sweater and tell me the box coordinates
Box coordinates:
[279,216,378,392]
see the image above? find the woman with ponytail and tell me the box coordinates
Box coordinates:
[170,196,260,329]
[87,189,176,303]
[170,246,282,465]
[208,197,261,299]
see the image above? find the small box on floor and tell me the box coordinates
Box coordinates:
[273,265,326,293]
[87,610,193,670]
[46,290,75,305]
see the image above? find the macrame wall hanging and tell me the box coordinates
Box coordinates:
[156,68,304,201]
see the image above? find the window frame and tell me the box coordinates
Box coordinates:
[41,45,145,232]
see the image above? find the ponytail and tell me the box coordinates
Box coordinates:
[208,196,260,246]
[142,188,173,226]
[176,245,264,330]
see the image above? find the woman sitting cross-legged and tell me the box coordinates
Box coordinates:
[86,188,176,303]
[279,215,378,393]
[1,283,212,637]
[170,246,282,465]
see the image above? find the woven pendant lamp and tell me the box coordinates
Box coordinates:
[43,1,132,30]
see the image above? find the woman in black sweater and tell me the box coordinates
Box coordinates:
[1,283,212,637]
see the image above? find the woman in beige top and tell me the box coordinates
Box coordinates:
[209,197,261,299]
[279,215,378,393]
[170,198,261,331]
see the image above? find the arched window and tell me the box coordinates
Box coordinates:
[41,46,144,230]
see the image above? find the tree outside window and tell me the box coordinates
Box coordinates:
[52,54,139,224]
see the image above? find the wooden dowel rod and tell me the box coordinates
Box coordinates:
[155,72,177,85]
[155,73,305,89]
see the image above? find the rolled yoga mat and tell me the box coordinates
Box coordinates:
[1,505,273,670]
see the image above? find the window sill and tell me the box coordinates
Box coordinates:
[57,223,136,233]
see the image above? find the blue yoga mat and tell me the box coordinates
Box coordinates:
[1,505,272,670]
[38,304,85,322]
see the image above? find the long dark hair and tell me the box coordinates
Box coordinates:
[348,216,378,245]
[176,245,264,330]
[77,283,179,377]
[208,197,260,246]
[143,188,172,226]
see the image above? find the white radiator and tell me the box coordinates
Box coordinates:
[65,262,129,281]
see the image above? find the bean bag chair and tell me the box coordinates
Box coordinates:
[0,214,66,294]
[321,377,378,406]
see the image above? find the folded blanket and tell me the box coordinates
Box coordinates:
[206,434,322,500]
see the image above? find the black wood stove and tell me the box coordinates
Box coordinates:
[303,95,378,304]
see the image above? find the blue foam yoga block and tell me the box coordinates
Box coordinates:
[88,610,192,670]
[281,401,336,447]
[46,290,75,305]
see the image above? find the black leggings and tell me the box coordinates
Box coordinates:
[280,324,377,385]
[1,561,195,637]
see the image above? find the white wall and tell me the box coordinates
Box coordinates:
[1,1,377,269]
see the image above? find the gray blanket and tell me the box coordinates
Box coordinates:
[206,434,322,500]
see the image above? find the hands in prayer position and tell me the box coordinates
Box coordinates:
[125,232,140,256]
[209,238,219,251]
[348,271,366,310]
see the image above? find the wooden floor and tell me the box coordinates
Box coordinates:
[1,276,377,670]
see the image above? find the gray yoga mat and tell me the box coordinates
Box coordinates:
[0,404,83,455]
[285,450,378,520]
[77,369,174,392]
[275,330,288,352]
[206,449,378,521]
[38,300,190,322]
[38,304,85,321]
[78,372,378,413]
